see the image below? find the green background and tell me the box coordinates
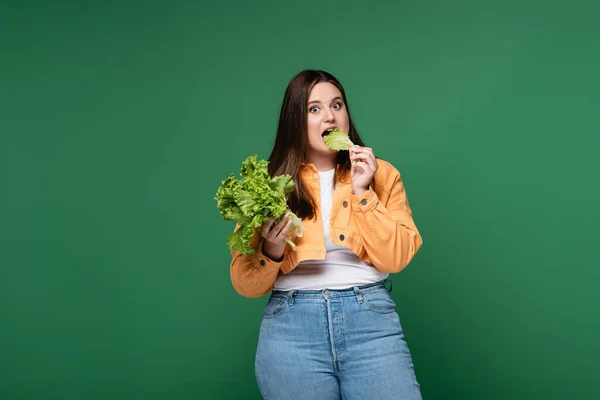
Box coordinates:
[2,0,599,399]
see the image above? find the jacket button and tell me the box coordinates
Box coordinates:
[360,199,367,206]
[339,234,345,241]
[342,201,348,207]
[260,260,266,266]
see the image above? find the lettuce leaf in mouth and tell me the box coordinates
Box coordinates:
[323,128,354,150]
[214,154,304,255]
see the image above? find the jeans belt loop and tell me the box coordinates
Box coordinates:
[353,286,364,304]
[287,290,296,305]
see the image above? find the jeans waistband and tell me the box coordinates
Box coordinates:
[272,280,390,300]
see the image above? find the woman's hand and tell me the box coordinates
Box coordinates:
[350,145,379,195]
[260,214,292,262]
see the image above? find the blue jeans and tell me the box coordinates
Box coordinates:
[255,281,422,400]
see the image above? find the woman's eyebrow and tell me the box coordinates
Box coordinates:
[308,97,343,105]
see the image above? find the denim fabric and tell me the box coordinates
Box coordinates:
[255,281,422,400]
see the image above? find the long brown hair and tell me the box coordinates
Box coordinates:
[268,70,367,220]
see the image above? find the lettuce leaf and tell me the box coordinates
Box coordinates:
[323,128,354,150]
[215,154,304,255]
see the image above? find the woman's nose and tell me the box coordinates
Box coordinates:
[324,107,335,122]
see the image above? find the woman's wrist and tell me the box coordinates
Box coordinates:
[262,241,284,262]
[352,186,368,196]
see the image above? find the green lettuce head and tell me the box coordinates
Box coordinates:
[214,154,304,255]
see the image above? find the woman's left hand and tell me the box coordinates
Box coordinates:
[349,145,379,195]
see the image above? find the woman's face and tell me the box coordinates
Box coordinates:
[306,82,350,161]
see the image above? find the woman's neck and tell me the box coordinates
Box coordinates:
[307,154,336,172]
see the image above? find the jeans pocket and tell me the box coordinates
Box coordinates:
[363,290,397,314]
[263,295,289,319]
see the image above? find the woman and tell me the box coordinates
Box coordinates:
[230,69,424,399]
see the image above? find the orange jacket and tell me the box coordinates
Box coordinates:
[230,159,423,298]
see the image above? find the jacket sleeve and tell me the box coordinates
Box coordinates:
[349,169,423,273]
[229,226,293,298]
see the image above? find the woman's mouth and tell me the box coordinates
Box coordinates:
[321,128,335,138]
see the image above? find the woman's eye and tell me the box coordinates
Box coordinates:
[309,106,319,113]
[332,102,342,109]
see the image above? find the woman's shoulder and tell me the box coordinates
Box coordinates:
[374,158,402,180]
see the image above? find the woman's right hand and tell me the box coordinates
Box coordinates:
[260,214,292,262]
